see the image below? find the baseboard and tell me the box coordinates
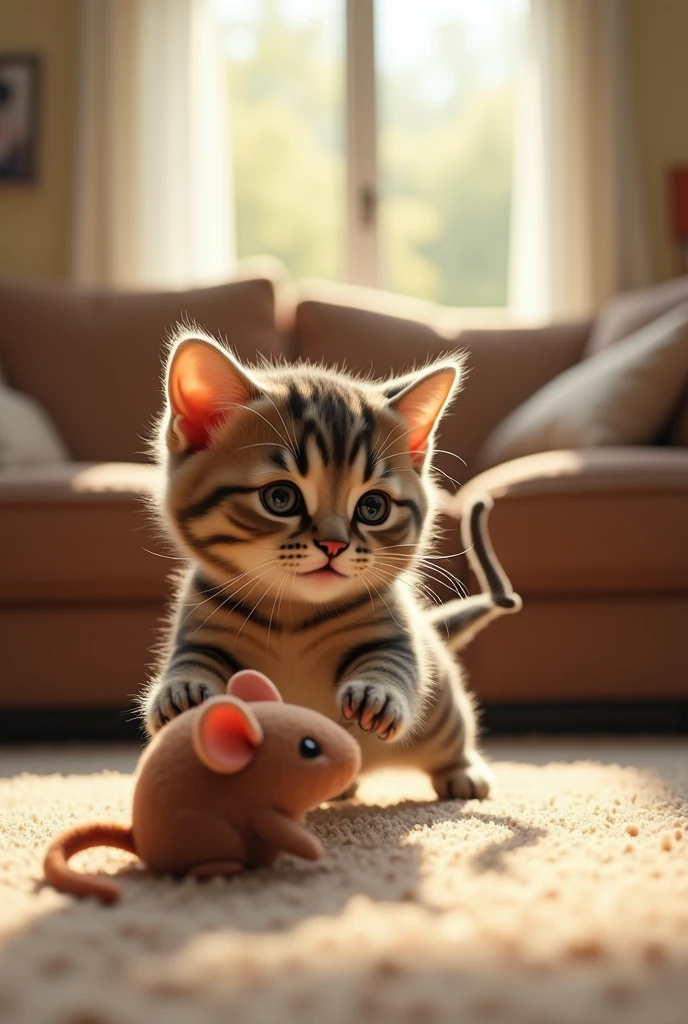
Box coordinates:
[481,700,688,735]
[1,701,686,743]
[0,708,145,744]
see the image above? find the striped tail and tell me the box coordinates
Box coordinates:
[428,493,522,651]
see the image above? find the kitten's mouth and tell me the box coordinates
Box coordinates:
[302,565,346,580]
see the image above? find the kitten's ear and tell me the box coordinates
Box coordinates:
[166,335,259,452]
[386,363,461,466]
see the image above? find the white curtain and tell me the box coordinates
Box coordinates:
[72,0,235,289]
[509,0,651,322]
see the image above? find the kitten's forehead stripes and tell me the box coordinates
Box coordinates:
[296,419,330,475]
[285,380,381,477]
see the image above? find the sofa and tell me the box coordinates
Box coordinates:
[1,268,686,739]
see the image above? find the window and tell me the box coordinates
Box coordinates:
[210,0,526,307]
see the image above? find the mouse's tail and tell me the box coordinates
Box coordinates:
[43,822,136,905]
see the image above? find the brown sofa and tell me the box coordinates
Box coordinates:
[1,270,686,738]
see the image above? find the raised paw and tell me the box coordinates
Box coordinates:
[145,678,216,735]
[338,680,408,741]
[432,756,494,801]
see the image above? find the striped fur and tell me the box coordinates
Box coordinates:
[140,330,522,800]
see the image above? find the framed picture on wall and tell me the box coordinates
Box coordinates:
[0,55,41,182]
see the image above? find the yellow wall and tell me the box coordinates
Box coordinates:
[0,0,78,279]
[628,0,688,281]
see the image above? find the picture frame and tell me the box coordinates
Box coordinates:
[0,54,41,183]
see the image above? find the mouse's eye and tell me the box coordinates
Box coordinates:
[299,737,321,759]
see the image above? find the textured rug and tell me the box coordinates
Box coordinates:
[1,739,687,1024]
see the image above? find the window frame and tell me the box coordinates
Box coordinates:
[345,0,379,288]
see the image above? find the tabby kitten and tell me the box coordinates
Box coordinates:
[141,330,521,800]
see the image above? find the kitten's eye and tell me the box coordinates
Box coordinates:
[299,737,321,759]
[261,481,302,516]
[356,491,391,525]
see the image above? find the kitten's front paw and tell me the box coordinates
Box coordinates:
[145,679,215,735]
[338,681,408,741]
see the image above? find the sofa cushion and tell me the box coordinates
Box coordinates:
[0,463,171,603]
[462,595,688,703]
[445,448,688,594]
[0,384,70,467]
[586,275,688,355]
[293,286,590,472]
[474,304,688,470]
[0,273,288,463]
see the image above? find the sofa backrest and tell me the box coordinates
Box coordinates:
[291,290,590,476]
[0,276,289,462]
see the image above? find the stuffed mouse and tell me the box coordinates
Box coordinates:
[44,670,361,904]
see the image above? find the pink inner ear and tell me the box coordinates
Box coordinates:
[193,700,262,774]
[226,670,283,703]
[169,340,253,450]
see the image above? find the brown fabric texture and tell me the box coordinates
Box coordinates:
[1,741,687,1024]
[0,463,168,603]
[463,595,688,702]
[670,389,688,446]
[295,298,590,471]
[0,605,162,709]
[586,274,688,356]
[444,448,688,595]
[475,305,688,471]
[0,275,286,462]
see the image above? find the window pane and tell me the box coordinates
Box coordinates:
[210,0,345,280]
[376,0,527,306]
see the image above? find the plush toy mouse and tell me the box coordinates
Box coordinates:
[43,671,361,904]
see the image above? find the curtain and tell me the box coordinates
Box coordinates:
[508,0,651,322]
[72,0,235,289]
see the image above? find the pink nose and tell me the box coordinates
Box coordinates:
[318,538,348,558]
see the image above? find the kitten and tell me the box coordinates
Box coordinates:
[140,329,521,800]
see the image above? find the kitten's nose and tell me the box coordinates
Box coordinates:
[316,538,348,559]
[313,514,349,559]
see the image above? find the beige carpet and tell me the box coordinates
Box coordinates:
[1,739,687,1024]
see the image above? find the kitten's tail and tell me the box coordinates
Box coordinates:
[428,493,522,651]
[43,822,136,905]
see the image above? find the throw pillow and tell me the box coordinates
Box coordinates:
[475,303,688,471]
[0,385,70,467]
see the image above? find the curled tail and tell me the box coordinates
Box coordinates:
[428,493,522,651]
[43,822,136,905]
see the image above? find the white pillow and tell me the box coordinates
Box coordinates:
[0,385,70,467]
[475,303,688,470]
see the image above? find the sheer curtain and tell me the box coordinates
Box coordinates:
[71,0,235,289]
[509,0,651,322]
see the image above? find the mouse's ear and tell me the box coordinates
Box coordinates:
[192,697,263,774]
[226,670,283,704]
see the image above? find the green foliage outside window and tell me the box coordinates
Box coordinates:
[221,0,523,307]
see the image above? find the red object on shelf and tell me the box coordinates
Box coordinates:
[669,166,688,240]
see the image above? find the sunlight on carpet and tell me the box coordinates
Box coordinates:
[1,741,687,1024]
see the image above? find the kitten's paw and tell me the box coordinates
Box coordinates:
[145,679,215,735]
[432,756,494,801]
[339,681,408,741]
